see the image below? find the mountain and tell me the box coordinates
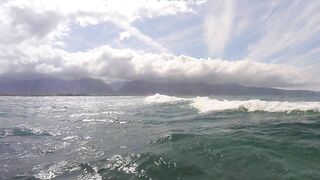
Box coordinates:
[0,78,114,95]
[0,79,318,96]
[118,80,320,96]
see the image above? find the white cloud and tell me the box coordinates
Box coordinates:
[202,0,320,67]
[6,0,196,23]
[109,17,169,52]
[0,45,315,88]
[204,0,234,57]
[203,0,320,64]
[246,1,320,63]
[0,0,319,90]
[119,32,131,41]
[0,0,201,53]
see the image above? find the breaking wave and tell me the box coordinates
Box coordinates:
[144,94,320,113]
[144,93,186,103]
[191,97,320,113]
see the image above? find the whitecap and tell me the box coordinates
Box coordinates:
[62,135,79,141]
[190,96,320,113]
[102,110,124,115]
[82,119,103,122]
[35,161,69,179]
[144,93,187,103]
[70,113,100,118]
[106,154,138,174]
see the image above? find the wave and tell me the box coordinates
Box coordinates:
[82,119,112,122]
[0,127,51,138]
[30,152,202,180]
[144,94,320,113]
[144,93,187,103]
[191,97,320,113]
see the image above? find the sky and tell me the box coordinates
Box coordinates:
[0,0,319,90]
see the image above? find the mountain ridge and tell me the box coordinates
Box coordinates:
[0,78,318,96]
[0,78,114,96]
[117,80,319,96]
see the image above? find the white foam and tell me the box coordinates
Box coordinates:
[191,96,320,113]
[35,161,69,179]
[144,94,320,113]
[102,110,124,115]
[70,113,99,117]
[144,93,186,103]
[62,135,79,141]
[106,154,138,174]
[82,119,114,122]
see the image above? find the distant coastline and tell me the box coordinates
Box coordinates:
[0,78,319,97]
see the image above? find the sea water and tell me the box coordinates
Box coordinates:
[1,95,320,179]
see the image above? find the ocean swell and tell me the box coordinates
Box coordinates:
[144,93,186,103]
[144,94,320,113]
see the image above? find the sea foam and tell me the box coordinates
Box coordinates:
[144,93,186,103]
[144,94,320,113]
[191,97,320,113]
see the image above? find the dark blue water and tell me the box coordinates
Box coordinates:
[0,95,320,179]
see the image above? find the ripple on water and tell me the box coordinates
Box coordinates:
[97,153,204,180]
[0,127,51,138]
[24,153,204,180]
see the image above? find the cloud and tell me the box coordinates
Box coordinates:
[245,1,320,63]
[204,0,234,57]
[0,0,319,90]
[119,32,131,41]
[203,0,320,65]
[10,7,63,39]
[0,45,315,88]
[0,0,201,52]
[109,17,169,53]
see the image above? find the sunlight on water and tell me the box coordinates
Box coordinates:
[1,95,320,179]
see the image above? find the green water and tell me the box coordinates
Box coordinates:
[0,95,320,179]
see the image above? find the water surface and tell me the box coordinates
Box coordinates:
[1,95,320,179]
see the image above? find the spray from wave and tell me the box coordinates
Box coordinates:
[144,94,320,113]
[144,93,186,103]
[191,97,320,113]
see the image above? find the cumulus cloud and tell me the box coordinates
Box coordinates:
[0,45,315,88]
[0,0,319,90]
[0,0,201,52]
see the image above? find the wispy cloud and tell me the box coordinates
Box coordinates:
[108,17,169,53]
[202,0,320,66]
[246,0,320,64]
[204,0,234,58]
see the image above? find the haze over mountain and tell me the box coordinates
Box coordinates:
[0,78,114,96]
[118,80,320,96]
[0,78,318,96]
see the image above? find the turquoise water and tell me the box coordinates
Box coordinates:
[0,95,320,179]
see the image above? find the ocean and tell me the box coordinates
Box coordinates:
[1,94,320,180]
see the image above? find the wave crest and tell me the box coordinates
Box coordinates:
[144,93,186,103]
[144,94,320,113]
[191,97,320,113]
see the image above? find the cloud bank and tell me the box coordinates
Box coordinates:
[0,0,319,90]
[0,45,314,88]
